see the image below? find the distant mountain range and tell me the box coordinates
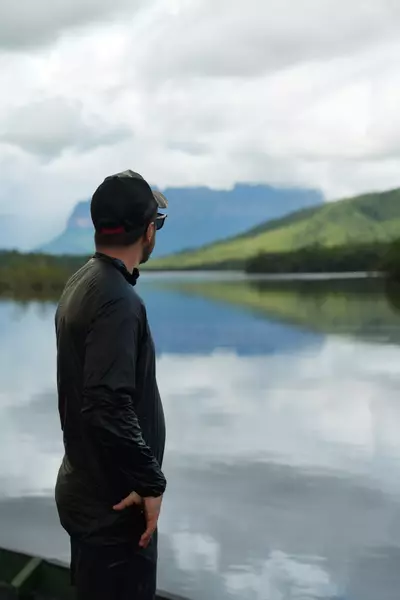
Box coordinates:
[39,184,323,256]
[148,187,400,270]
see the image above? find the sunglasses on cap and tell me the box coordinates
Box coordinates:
[155,213,167,231]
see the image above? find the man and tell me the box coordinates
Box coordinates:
[55,170,168,600]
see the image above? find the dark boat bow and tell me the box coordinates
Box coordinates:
[0,547,188,600]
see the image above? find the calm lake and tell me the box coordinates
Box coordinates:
[1,274,400,600]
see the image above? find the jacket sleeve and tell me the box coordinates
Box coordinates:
[81,296,166,498]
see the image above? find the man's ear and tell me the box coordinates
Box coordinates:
[145,221,155,243]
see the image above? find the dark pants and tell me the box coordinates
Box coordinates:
[70,534,157,600]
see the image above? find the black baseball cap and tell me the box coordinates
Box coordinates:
[91,170,168,234]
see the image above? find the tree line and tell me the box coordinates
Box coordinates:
[1,239,400,300]
[245,241,400,278]
[0,251,88,298]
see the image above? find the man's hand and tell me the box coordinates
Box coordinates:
[113,491,142,510]
[113,493,163,548]
[139,495,163,548]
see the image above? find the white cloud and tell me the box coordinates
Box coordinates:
[2,0,400,232]
[0,98,128,157]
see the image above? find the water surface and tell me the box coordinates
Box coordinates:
[1,275,400,599]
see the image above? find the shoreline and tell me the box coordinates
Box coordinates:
[142,269,383,281]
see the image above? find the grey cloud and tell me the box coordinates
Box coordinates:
[0,98,130,157]
[0,0,146,50]
[139,0,400,80]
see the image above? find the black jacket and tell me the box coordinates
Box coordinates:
[54,253,166,545]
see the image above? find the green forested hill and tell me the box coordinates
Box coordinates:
[148,188,400,270]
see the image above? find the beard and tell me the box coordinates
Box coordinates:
[140,235,156,265]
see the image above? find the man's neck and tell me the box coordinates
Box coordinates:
[95,247,140,274]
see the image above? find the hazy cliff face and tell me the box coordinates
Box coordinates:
[66,201,92,230]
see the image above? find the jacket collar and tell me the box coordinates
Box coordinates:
[93,252,140,286]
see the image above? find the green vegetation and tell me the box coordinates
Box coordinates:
[148,187,400,270]
[0,251,88,299]
[246,242,389,274]
[378,238,400,280]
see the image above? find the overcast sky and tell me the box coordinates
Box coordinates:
[1,0,400,238]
